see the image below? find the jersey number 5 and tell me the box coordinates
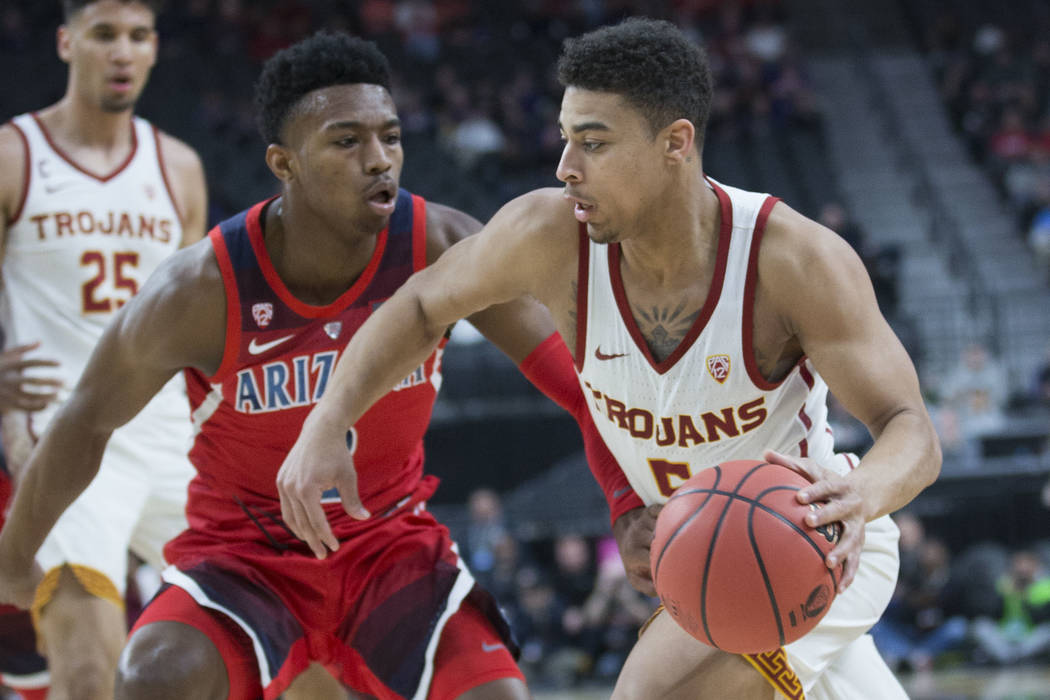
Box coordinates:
[81,251,140,313]
[648,458,693,498]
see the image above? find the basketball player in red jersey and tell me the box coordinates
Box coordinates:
[0,31,616,700]
[0,2,206,699]
[279,19,942,700]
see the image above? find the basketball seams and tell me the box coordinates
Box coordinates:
[747,495,787,648]
[699,462,769,649]
[652,472,722,583]
[654,460,841,653]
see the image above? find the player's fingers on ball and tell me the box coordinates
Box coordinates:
[762,449,798,469]
[838,554,859,592]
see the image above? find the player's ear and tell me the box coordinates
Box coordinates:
[265,143,296,183]
[664,118,695,165]
[57,25,72,63]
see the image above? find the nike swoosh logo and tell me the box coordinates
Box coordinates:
[44,181,77,194]
[595,346,628,361]
[248,335,295,355]
[481,642,504,653]
[612,487,633,499]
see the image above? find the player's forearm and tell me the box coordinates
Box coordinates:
[0,412,109,570]
[851,407,941,520]
[313,283,446,430]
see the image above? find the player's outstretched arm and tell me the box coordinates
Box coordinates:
[760,203,941,591]
[0,244,224,608]
[277,189,575,557]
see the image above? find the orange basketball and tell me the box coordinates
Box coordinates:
[649,459,842,653]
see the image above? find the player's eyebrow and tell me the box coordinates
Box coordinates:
[323,118,401,131]
[559,121,612,134]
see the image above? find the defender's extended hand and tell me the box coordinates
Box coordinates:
[764,450,865,593]
[613,504,663,597]
[0,343,61,413]
[277,413,370,560]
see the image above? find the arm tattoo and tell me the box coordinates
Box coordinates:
[634,302,701,362]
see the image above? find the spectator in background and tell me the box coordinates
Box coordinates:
[1029,344,1050,407]
[578,536,653,683]
[464,487,509,580]
[508,566,573,688]
[938,342,1009,451]
[870,513,968,672]
[972,549,1050,665]
[1028,184,1050,282]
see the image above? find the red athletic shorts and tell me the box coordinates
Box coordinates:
[132,476,521,699]
[0,470,49,693]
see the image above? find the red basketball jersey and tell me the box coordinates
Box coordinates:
[182,191,445,538]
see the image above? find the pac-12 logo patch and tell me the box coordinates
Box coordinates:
[252,302,274,328]
[323,321,342,339]
[706,354,730,384]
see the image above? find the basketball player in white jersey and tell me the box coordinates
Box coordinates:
[278,18,942,700]
[0,1,205,698]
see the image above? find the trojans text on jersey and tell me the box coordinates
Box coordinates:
[583,381,768,447]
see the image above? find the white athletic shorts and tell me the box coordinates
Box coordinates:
[35,376,193,596]
[785,512,908,699]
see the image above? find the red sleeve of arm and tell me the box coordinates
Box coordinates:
[518,332,644,526]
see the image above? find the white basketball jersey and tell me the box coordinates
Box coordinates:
[1,113,187,434]
[576,179,840,506]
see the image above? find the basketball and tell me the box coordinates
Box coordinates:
[650,459,842,654]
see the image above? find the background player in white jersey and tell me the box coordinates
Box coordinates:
[0,1,205,698]
[278,18,942,700]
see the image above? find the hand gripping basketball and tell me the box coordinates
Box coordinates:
[649,459,844,653]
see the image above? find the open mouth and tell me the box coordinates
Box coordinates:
[572,199,596,223]
[365,184,397,216]
[109,76,133,92]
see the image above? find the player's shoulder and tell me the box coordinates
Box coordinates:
[762,200,862,275]
[152,126,205,180]
[146,232,221,296]
[0,122,28,219]
[0,121,25,153]
[425,187,576,255]
[423,199,482,253]
[759,200,869,306]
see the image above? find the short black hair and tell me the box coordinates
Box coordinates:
[557,18,712,145]
[62,0,164,22]
[254,31,392,146]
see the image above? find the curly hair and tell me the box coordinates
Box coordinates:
[254,31,392,146]
[556,18,712,144]
[62,0,165,21]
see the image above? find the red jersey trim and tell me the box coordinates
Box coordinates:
[798,361,816,389]
[246,200,389,319]
[206,223,244,382]
[742,195,792,390]
[575,225,590,372]
[412,194,427,272]
[152,124,183,229]
[5,121,30,226]
[608,180,733,375]
[30,111,138,183]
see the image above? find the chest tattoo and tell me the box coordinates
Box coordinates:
[633,302,701,363]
